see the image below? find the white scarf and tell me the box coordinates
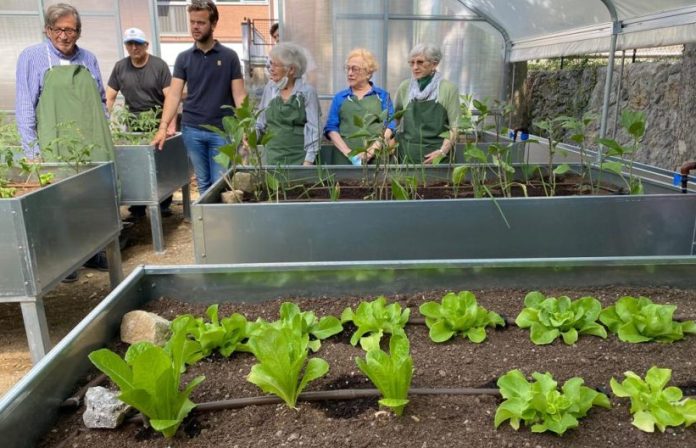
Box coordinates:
[407,71,442,103]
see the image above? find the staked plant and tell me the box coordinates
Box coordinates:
[597,109,646,195]
[88,316,205,438]
[355,333,413,416]
[610,366,696,433]
[533,117,571,196]
[515,291,607,345]
[41,121,94,173]
[419,291,504,343]
[557,112,598,194]
[246,323,329,409]
[599,295,696,343]
[341,296,410,350]
[494,369,611,435]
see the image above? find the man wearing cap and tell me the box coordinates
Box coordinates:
[107,27,174,219]
[152,0,246,194]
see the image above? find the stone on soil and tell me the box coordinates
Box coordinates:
[120,310,170,345]
[83,386,131,429]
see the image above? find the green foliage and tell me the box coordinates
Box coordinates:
[88,317,205,438]
[246,323,329,409]
[419,291,504,343]
[110,106,161,144]
[515,291,607,345]
[599,296,696,343]
[495,369,611,435]
[610,366,696,432]
[170,304,249,364]
[597,109,647,195]
[341,296,410,350]
[244,302,343,353]
[41,121,94,173]
[355,333,413,416]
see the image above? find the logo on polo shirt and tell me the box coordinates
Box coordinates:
[217,60,221,66]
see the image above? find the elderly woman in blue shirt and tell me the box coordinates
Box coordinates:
[324,48,395,165]
[256,42,320,165]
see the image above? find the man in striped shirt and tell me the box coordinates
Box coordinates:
[15,3,107,158]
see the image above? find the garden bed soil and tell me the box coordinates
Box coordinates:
[40,286,696,447]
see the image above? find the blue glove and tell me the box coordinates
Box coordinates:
[350,154,362,166]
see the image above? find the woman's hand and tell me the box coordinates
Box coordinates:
[303,160,313,166]
[424,149,446,165]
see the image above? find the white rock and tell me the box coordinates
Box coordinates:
[120,310,170,345]
[232,172,256,193]
[83,386,131,429]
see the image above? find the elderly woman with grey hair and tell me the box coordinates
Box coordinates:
[256,42,321,165]
[394,43,460,164]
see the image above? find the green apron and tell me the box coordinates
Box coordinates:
[333,94,382,165]
[397,99,448,164]
[37,64,114,162]
[263,93,307,165]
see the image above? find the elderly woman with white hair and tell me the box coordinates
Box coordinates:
[394,43,460,164]
[257,42,320,165]
[324,48,395,165]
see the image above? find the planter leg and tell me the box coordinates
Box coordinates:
[105,239,124,289]
[182,183,192,221]
[20,298,51,364]
[149,204,165,254]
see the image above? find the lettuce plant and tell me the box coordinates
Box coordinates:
[244,302,343,352]
[171,304,249,365]
[610,366,696,432]
[495,369,610,435]
[88,316,205,438]
[341,296,410,350]
[419,291,504,343]
[246,324,329,409]
[599,295,696,343]
[355,333,413,416]
[515,291,607,345]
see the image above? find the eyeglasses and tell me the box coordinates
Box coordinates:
[50,27,79,37]
[408,59,431,67]
[266,61,286,70]
[343,65,365,74]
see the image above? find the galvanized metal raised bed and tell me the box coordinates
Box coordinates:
[192,159,696,264]
[2,257,696,448]
[0,162,123,363]
[114,134,191,253]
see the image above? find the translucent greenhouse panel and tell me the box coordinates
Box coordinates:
[386,20,505,101]
[43,0,116,13]
[614,0,696,19]
[2,1,37,10]
[78,16,122,89]
[388,0,474,16]
[334,0,383,15]
[0,15,43,111]
[332,19,385,92]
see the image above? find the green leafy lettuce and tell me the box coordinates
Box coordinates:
[515,291,607,345]
[355,333,413,416]
[171,304,249,365]
[244,302,343,352]
[610,366,696,432]
[88,316,205,438]
[599,295,696,343]
[495,369,610,435]
[419,291,504,343]
[246,323,329,409]
[341,296,410,350]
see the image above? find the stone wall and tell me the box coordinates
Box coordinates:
[519,44,696,170]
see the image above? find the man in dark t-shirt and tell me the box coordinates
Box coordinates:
[107,27,175,218]
[152,0,246,194]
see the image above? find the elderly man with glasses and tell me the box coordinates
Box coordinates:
[15,2,112,163]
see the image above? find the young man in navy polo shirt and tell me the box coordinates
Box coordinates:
[152,0,246,194]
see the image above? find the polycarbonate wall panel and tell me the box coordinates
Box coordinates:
[78,16,122,85]
[0,15,42,111]
[388,0,473,16]
[332,19,385,92]
[615,0,696,19]
[43,0,116,13]
[334,0,383,15]
[386,19,505,100]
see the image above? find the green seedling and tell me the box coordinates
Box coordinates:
[419,291,504,343]
[341,296,410,350]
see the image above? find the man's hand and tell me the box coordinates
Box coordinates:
[166,120,177,137]
[151,128,168,150]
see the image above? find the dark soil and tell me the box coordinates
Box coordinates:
[40,286,696,447]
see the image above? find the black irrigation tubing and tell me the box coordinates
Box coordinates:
[126,387,501,424]
[61,373,108,408]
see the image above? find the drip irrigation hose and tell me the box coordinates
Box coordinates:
[61,373,108,408]
[126,387,501,424]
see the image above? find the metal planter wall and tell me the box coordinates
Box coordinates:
[2,258,696,448]
[0,163,122,362]
[114,134,191,253]
[192,164,696,264]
